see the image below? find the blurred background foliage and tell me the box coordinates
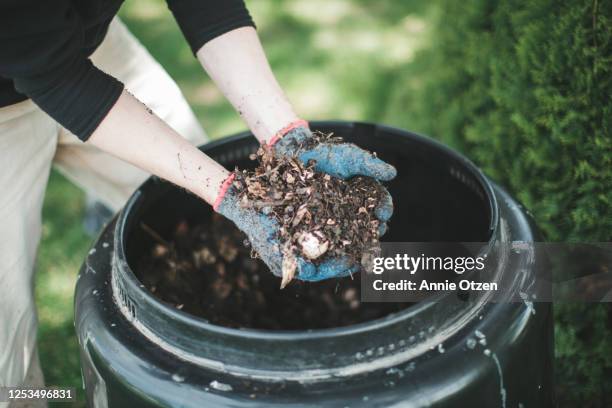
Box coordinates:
[35,0,611,406]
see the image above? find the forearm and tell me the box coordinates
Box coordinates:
[196,26,300,144]
[88,90,230,205]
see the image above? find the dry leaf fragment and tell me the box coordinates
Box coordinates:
[313,230,327,239]
[194,246,216,266]
[240,195,249,207]
[153,244,169,258]
[218,237,239,262]
[296,187,312,195]
[292,205,309,227]
[281,250,297,289]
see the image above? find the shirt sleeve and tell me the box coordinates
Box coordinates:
[166,0,256,54]
[0,0,124,141]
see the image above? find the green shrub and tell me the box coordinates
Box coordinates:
[385,0,611,242]
[382,1,611,405]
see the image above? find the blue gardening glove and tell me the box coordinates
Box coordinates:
[272,123,396,237]
[216,179,361,283]
[272,124,397,182]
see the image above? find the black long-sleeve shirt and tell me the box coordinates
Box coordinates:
[0,0,254,140]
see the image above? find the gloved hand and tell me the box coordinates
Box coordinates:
[270,120,396,237]
[215,120,396,283]
[270,121,397,182]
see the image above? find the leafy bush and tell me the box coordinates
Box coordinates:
[385,0,611,242]
[383,1,611,405]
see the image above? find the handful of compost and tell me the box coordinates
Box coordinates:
[216,126,396,287]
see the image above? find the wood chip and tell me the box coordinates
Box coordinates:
[281,249,297,289]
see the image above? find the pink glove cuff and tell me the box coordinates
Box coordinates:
[266,119,309,147]
[213,173,236,212]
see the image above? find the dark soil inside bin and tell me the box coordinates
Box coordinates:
[136,214,411,330]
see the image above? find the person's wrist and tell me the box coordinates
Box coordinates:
[213,172,236,212]
[266,119,310,148]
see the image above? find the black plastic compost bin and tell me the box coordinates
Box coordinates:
[75,121,554,407]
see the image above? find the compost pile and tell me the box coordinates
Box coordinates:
[137,214,409,330]
[233,132,386,287]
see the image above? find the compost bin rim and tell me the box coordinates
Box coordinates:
[112,121,501,341]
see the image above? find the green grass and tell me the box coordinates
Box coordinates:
[118,0,434,138]
[36,171,88,407]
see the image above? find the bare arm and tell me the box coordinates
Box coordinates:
[88,90,230,205]
[197,26,300,144]
[90,27,299,205]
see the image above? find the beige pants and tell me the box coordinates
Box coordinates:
[0,18,207,407]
